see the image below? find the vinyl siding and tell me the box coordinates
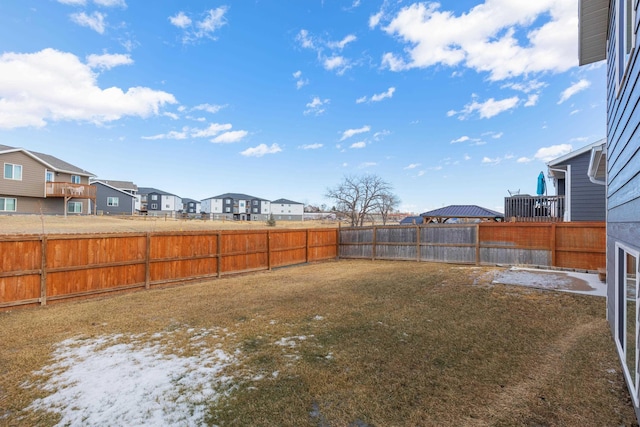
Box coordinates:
[568,152,606,221]
[94,183,135,215]
[0,152,47,198]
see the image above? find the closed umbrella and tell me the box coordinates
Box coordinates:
[536,171,547,196]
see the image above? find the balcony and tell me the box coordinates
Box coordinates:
[504,195,565,222]
[45,182,97,199]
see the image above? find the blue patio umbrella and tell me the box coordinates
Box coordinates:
[537,171,547,196]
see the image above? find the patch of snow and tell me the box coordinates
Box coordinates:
[313,315,324,321]
[25,329,240,427]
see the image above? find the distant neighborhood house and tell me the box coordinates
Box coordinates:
[90,180,137,216]
[271,198,304,221]
[201,193,271,221]
[0,144,96,215]
[136,187,182,216]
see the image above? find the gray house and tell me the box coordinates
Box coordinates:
[580,0,640,420]
[181,198,201,215]
[547,140,607,222]
[271,198,304,221]
[201,193,271,221]
[137,187,182,216]
[91,180,136,215]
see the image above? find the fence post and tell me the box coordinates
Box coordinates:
[267,230,272,271]
[336,224,341,260]
[475,224,481,266]
[372,226,377,261]
[145,233,151,289]
[306,229,310,263]
[40,236,47,306]
[217,232,222,278]
[550,223,557,267]
[416,225,420,262]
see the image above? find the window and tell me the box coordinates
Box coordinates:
[617,0,635,90]
[107,197,119,207]
[151,195,158,201]
[225,199,231,204]
[253,200,258,206]
[253,208,258,213]
[616,243,640,405]
[240,201,245,208]
[151,203,158,209]
[71,175,81,184]
[68,202,82,213]
[225,207,231,213]
[45,171,54,182]
[0,197,17,212]
[165,204,170,209]
[4,163,22,180]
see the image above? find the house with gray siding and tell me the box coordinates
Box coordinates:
[90,180,136,215]
[0,144,96,215]
[201,193,270,221]
[271,198,304,221]
[137,187,182,216]
[547,140,607,221]
[181,198,201,215]
[580,0,640,420]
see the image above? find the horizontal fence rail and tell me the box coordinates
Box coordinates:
[0,228,338,310]
[339,222,605,271]
[1,222,606,310]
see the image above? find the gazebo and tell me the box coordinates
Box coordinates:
[418,205,505,224]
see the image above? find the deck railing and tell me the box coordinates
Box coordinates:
[45,182,96,199]
[504,195,565,222]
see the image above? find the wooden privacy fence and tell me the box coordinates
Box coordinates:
[0,228,338,309]
[339,222,605,271]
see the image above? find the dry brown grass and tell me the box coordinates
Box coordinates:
[0,214,339,235]
[0,260,636,426]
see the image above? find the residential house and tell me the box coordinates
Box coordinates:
[579,0,640,420]
[201,193,270,221]
[90,180,137,215]
[547,140,607,221]
[0,144,96,215]
[137,187,182,216]
[182,198,201,215]
[271,198,304,221]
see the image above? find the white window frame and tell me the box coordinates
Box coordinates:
[0,197,17,212]
[150,203,158,210]
[151,195,158,201]
[4,163,22,180]
[615,242,640,406]
[45,170,54,182]
[71,175,81,184]
[107,197,119,207]
[617,0,636,94]
[68,201,82,214]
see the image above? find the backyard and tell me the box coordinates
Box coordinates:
[0,259,636,426]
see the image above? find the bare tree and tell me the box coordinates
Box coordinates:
[378,192,401,225]
[325,174,397,227]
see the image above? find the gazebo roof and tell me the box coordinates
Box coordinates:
[419,205,504,223]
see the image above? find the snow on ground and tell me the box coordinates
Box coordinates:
[492,267,606,297]
[24,328,240,427]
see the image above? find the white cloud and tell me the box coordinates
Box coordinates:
[211,130,248,144]
[169,12,192,29]
[163,112,179,120]
[94,0,126,7]
[57,0,86,5]
[296,29,315,49]
[192,103,225,114]
[357,87,396,104]
[355,96,367,104]
[381,1,577,81]
[517,157,532,163]
[404,163,421,169]
[350,141,366,149]
[299,143,323,150]
[534,144,572,162]
[451,96,520,120]
[293,70,308,89]
[191,123,233,138]
[240,143,282,157]
[170,7,228,44]
[524,94,539,107]
[86,53,132,70]
[142,129,188,140]
[464,154,471,161]
[340,125,370,141]
[323,55,350,74]
[450,136,470,144]
[358,162,377,168]
[570,136,589,143]
[328,34,357,50]
[558,79,590,104]
[70,12,106,34]
[304,97,329,115]
[373,130,390,141]
[369,11,383,29]
[0,49,176,129]
[503,79,547,93]
[482,156,501,165]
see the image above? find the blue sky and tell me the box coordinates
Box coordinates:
[0,0,606,213]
